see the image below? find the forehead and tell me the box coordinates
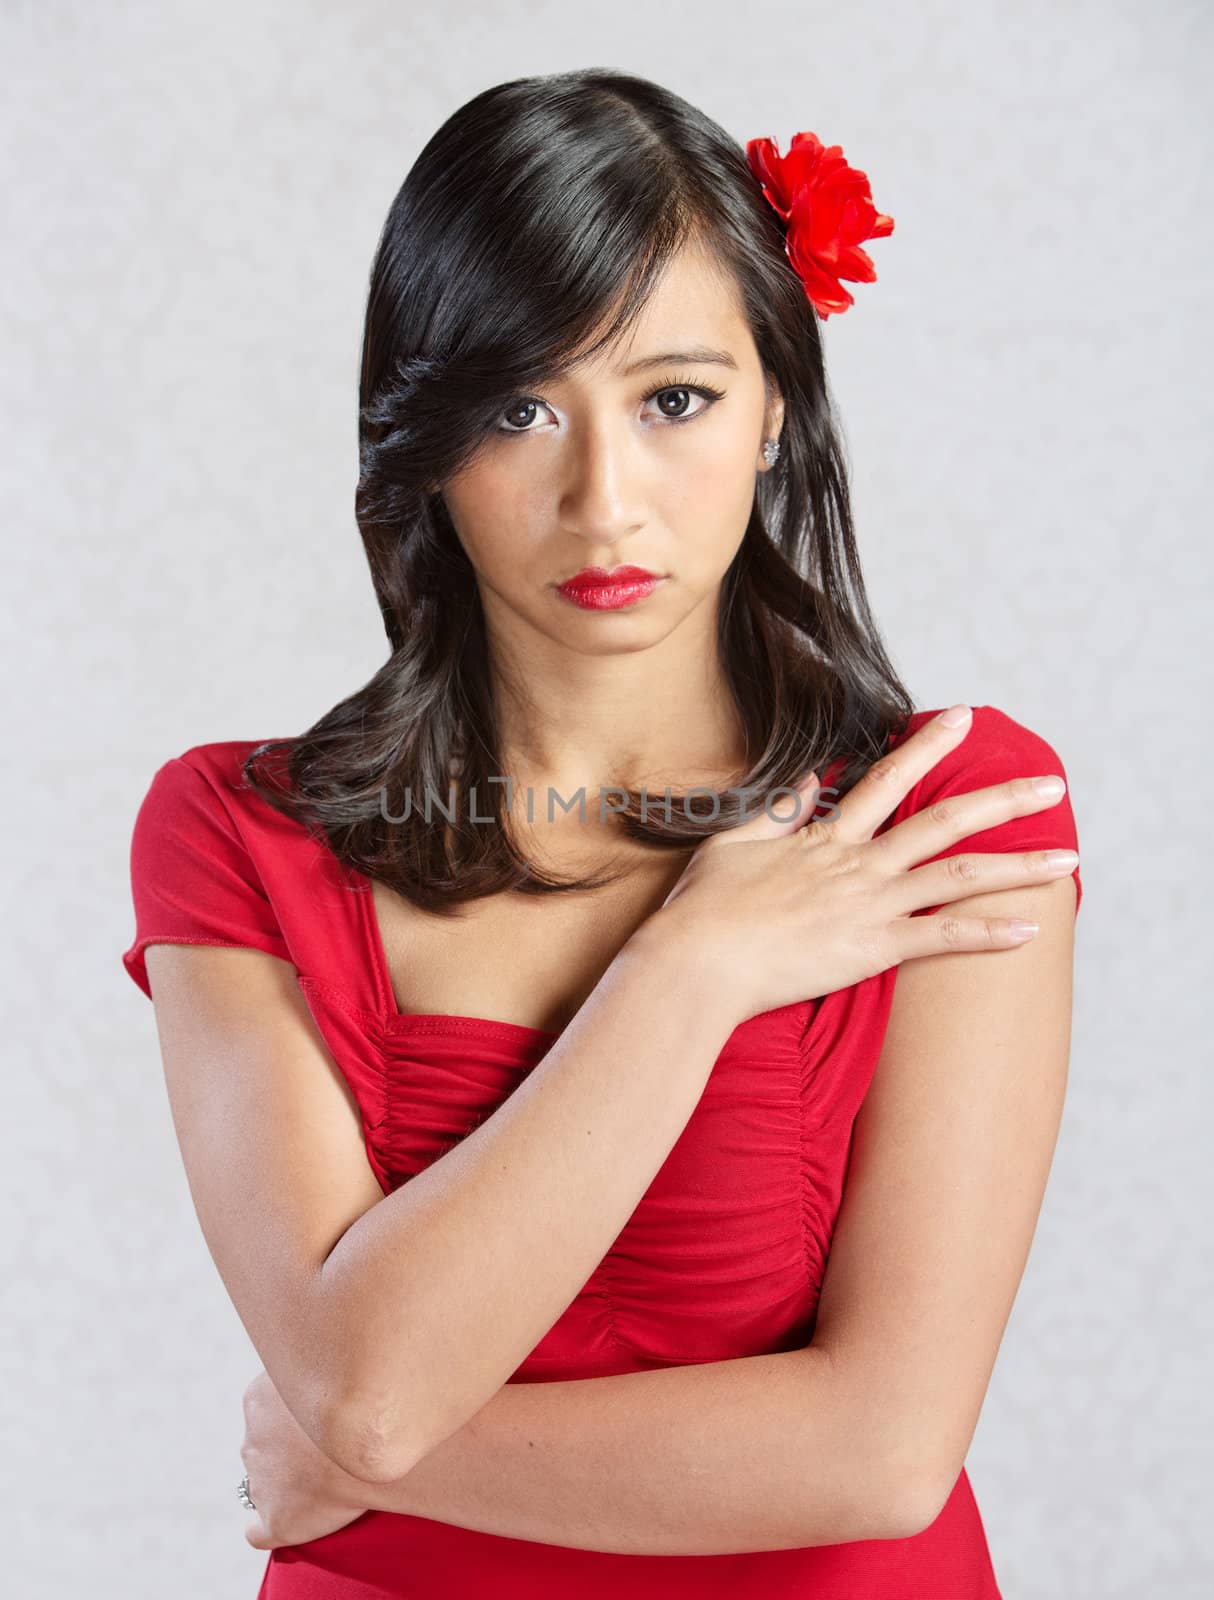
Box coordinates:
[568,240,752,381]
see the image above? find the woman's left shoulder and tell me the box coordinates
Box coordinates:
[880,703,1082,913]
[888,702,1071,787]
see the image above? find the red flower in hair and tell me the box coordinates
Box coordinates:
[746,131,894,318]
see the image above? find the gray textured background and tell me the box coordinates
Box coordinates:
[4,1,1211,1594]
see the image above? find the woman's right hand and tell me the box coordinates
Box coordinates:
[654,704,1078,1025]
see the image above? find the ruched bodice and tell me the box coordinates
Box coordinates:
[297,981,828,1378]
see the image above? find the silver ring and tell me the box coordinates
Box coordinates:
[237,1473,257,1511]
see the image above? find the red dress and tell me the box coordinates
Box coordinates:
[121,704,1081,1598]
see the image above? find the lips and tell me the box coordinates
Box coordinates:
[554,565,666,612]
[557,565,662,589]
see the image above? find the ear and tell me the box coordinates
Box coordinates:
[759,376,785,470]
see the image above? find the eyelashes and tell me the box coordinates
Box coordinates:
[495,373,727,435]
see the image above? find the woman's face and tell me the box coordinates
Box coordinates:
[437,240,784,655]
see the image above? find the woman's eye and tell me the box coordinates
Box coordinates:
[648,386,706,420]
[499,398,546,433]
[496,384,722,435]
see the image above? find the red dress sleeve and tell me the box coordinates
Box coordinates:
[878,703,1082,917]
[121,754,293,1000]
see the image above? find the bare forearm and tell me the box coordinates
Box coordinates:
[361,1346,912,1556]
[317,915,741,1473]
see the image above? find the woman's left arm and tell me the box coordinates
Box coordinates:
[246,875,1075,1555]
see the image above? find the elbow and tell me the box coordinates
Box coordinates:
[823,1352,956,1542]
[884,1477,949,1541]
[322,1395,425,1487]
[856,1407,956,1541]
[879,1456,959,1541]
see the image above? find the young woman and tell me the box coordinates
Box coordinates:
[122,68,1081,1599]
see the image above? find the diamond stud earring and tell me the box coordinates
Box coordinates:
[762,438,781,467]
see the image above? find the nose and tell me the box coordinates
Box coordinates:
[559,419,647,548]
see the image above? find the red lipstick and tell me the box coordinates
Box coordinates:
[554,565,665,612]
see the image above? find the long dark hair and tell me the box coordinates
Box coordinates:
[243,68,914,913]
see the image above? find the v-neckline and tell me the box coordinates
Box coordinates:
[352,864,562,1043]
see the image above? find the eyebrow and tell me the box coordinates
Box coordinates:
[617,345,739,377]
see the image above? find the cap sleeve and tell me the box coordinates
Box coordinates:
[879,704,1082,918]
[121,754,293,1000]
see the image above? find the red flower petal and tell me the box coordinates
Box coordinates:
[785,237,854,316]
[746,129,894,316]
[746,137,794,217]
[835,243,877,283]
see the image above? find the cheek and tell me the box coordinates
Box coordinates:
[444,473,543,574]
[681,419,757,490]
[661,434,759,547]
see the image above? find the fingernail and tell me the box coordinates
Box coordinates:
[1045,850,1079,871]
[939,704,972,727]
[1008,919,1039,940]
[1033,776,1066,799]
